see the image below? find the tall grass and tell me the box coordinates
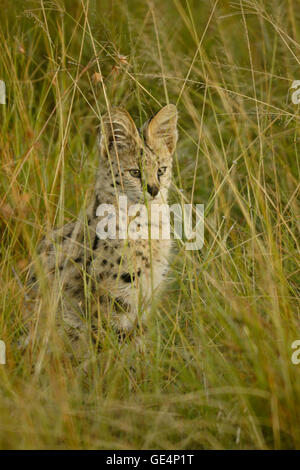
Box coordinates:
[0,0,299,449]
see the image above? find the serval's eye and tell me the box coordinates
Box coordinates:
[157,167,167,177]
[129,169,141,178]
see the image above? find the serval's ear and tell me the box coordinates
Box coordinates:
[144,104,178,154]
[99,107,139,156]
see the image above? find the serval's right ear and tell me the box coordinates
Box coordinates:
[143,104,178,155]
[99,107,139,157]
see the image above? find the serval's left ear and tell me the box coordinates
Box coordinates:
[144,104,178,154]
[99,107,139,157]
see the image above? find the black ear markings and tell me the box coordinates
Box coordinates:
[147,109,159,126]
[99,108,140,155]
[142,112,157,144]
[107,123,131,150]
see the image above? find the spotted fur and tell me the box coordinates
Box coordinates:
[27,105,178,349]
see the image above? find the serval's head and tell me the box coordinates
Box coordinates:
[99,105,178,203]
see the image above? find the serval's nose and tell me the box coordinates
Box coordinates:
[147,184,159,198]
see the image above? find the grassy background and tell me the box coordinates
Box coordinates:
[0,0,300,449]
